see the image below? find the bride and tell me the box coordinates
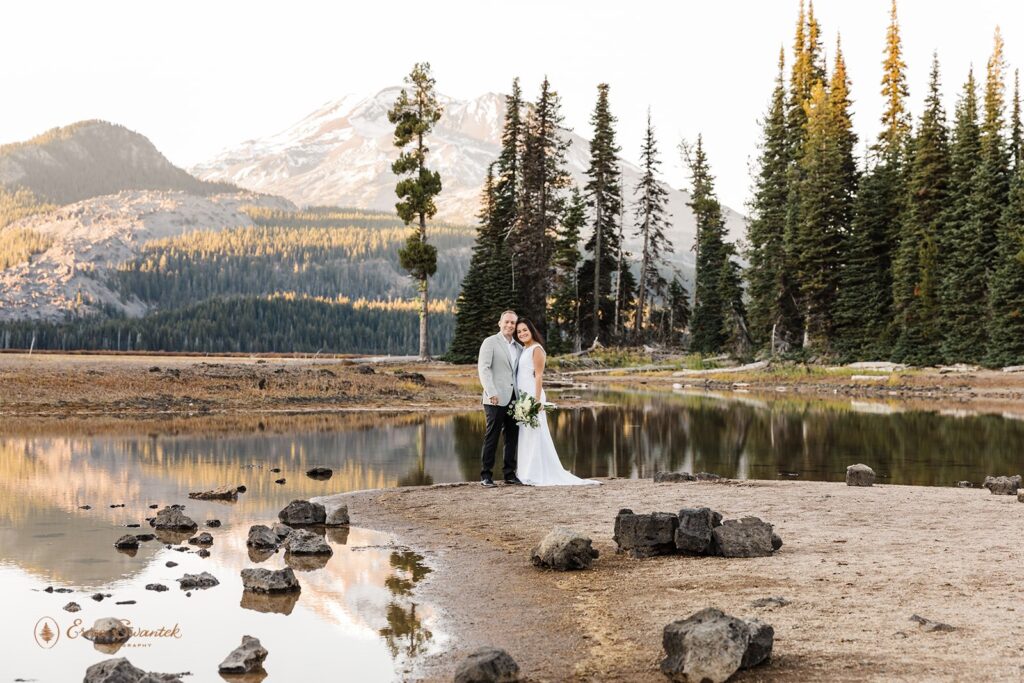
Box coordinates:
[514,318,599,487]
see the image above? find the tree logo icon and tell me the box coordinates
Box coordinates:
[34,617,60,649]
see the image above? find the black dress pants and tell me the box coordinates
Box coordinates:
[481,397,518,480]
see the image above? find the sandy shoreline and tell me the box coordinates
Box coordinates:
[327,478,1024,682]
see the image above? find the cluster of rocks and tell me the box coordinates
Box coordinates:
[661,607,773,683]
[614,508,782,559]
[653,471,725,483]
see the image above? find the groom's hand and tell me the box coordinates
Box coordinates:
[489,396,499,405]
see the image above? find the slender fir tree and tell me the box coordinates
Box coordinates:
[746,48,794,353]
[663,276,691,346]
[687,136,735,353]
[892,55,950,364]
[494,78,523,291]
[388,62,443,360]
[985,152,1024,366]
[579,84,622,346]
[632,110,672,340]
[549,187,585,353]
[514,77,571,333]
[796,45,857,352]
[940,69,984,361]
[447,166,515,362]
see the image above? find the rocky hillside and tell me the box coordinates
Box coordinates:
[193,89,747,275]
[0,191,294,322]
[0,120,237,206]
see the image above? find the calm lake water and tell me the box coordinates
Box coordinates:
[3,389,1024,681]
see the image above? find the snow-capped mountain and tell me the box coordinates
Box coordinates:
[192,88,746,274]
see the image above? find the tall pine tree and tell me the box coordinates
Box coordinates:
[549,187,585,353]
[447,165,515,362]
[796,44,857,352]
[388,62,443,359]
[632,110,672,340]
[940,69,984,361]
[835,4,908,358]
[494,78,523,297]
[746,48,794,353]
[579,84,622,346]
[514,77,571,333]
[892,55,950,364]
[687,136,736,353]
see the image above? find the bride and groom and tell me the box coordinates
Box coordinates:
[477,310,599,488]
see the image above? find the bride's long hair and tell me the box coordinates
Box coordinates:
[515,317,545,348]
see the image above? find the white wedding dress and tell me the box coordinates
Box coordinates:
[515,345,600,487]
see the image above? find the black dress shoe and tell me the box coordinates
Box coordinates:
[481,478,497,488]
[504,476,524,486]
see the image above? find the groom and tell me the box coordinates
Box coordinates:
[477,310,524,488]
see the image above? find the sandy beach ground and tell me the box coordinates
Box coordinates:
[328,478,1024,682]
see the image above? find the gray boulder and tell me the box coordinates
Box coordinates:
[846,463,876,487]
[324,502,350,527]
[187,532,213,546]
[278,499,326,526]
[149,506,197,532]
[113,535,139,550]
[64,601,81,612]
[176,572,219,590]
[613,509,679,558]
[712,517,777,558]
[1018,490,1024,503]
[218,635,268,674]
[284,528,333,556]
[654,471,696,483]
[453,647,521,683]
[82,617,131,645]
[187,485,239,501]
[241,567,301,593]
[741,619,775,668]
[675,507,723,555]
[83,658,185,683]
[306,466,333,479]
[661,608,773,683]
[983,475,1021,495]
[246,524,279,549]
[530,528,599,570]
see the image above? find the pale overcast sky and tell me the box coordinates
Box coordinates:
[2,0,1022,211]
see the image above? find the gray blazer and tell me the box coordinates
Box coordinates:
[478,333,522,406]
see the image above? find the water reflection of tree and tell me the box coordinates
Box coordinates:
[397,419,434,487]
[379,550,433,661]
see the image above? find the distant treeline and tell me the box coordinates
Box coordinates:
[0,294,455,355]
[110,208,474,305]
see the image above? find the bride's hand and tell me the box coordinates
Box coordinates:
[535,394,544,410]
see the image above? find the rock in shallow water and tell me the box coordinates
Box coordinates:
[149,506,197,532]
[83,657,184,683]
[176,572,219,590]
[247,524,279,549]
[846,463,876,487]
[188,532,213,546]
[188,485,239,501]
[278,500,325,525]
[82,617,131,645]
[218,634,268,674]
[113,535,140,550]
[284,528,333,556]
[241,567,301,593]
[453,647,521,683]
[64,601,81,612]
[530,527,599,570]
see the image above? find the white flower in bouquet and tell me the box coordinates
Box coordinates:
[508,394,557,428]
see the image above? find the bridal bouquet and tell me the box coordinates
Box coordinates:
[508,394,556,429]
